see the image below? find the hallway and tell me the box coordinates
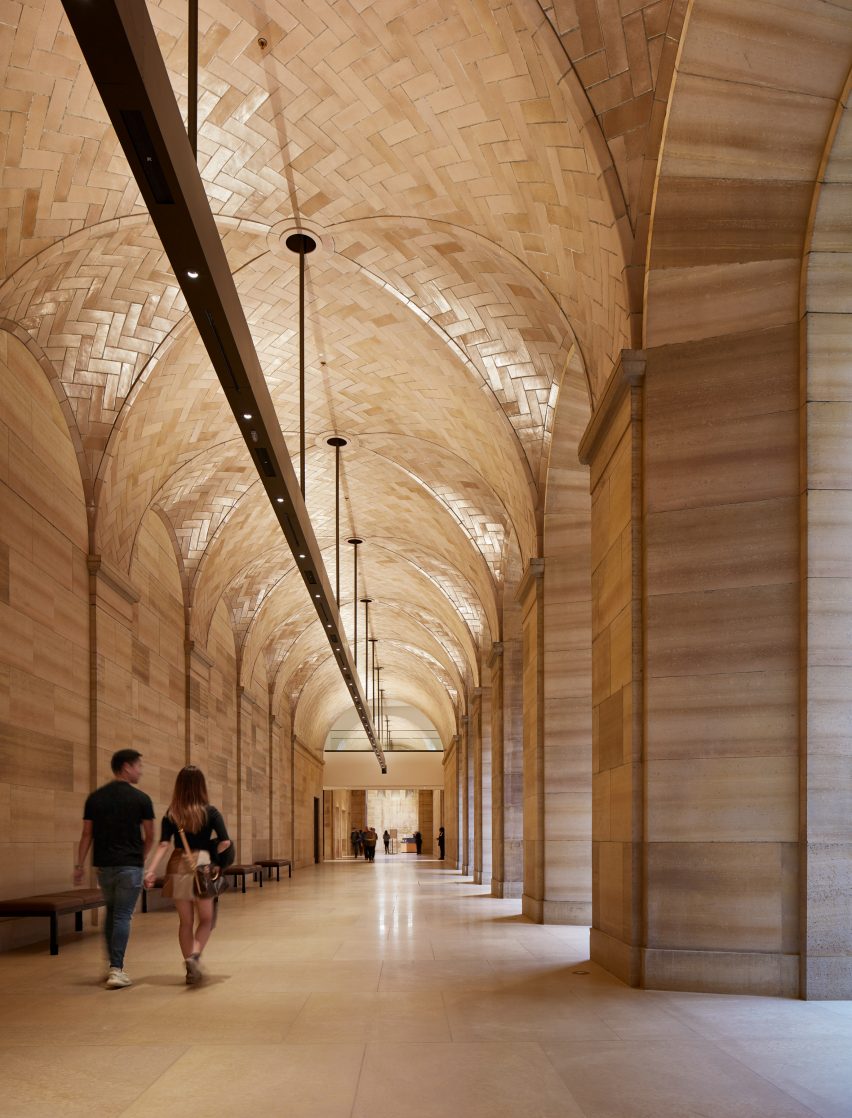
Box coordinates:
[1,858,850,1118]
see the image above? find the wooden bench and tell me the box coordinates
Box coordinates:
[0,889,104,955]
[254,858,292,882]
[225,864,260,893]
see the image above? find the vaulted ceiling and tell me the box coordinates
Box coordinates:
[1,0,686,748]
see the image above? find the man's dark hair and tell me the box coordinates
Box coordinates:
[111,749,142,774]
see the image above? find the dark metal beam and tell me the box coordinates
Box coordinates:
[188,0,197,158]
[61,0,385,771]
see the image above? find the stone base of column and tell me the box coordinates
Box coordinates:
[462,863,470,876]
[644,946,800,998]
[491,877,522,898]
[473,870,482,884]
[802,958,852,1000]
[591,928,641,987]
[522,895,592,925]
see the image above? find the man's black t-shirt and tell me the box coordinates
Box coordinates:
[84,781,155,867]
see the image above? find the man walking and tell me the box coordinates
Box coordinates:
[73,749,155,988]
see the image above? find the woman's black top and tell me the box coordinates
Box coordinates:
[160,806,229,850]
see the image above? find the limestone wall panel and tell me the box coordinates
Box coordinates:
[0,332,89,949]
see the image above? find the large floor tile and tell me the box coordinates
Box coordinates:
[120,1044,364,1118]
[542,1038,821,1117]
[286,990,451,1043]
[0,1044,186,1117]
[713,1036,852,1118]
[352,1041,586,1118]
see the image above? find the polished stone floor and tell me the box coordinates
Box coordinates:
[1,857,851,1117]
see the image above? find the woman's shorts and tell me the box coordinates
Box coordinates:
[162,848,211,901]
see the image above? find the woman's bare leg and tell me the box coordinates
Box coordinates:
[193,898,215,955]
[174,899,195,958]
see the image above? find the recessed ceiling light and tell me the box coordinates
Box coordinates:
[299,553,306,559]
[276,497,284,503]
[315,593,320,599]
[242,413,252,420]
[186,270,199,279]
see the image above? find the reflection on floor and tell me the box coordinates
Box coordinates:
[1,857,851,1117]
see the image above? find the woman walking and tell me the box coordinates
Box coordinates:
[143,765,231,984]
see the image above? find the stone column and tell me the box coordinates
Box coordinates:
[268,710,281,859]
[185,640,214,770]
[442,735,459,867]
[323,789,333,861]
[460,715,471,875]
[583,340,803,996]
[471,689,482,882]
[801,115,852,999]
[235,686,257,863]
[472,684,493,886]
[87,556,140,786]
[578,352,645,985]
[418,788,434,855]
[517,559,545,919]
[489,640,524,898]
[517,541,594,926]
[350,789,366,833]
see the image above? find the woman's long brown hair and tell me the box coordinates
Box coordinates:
[167,765,209,833]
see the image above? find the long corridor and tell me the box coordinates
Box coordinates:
[1,857,851,1117]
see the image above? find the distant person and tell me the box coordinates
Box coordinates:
[363,827,377,862]
[437,826,445,859]
[383,829,390,854]
[351,827,360,858]
[73,749,155,989]
[414,830,423,855]
[144,765,231,985]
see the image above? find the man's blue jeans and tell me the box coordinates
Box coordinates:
[97,866,143,969]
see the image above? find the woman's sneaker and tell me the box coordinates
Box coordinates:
[106,967,132,988]
[185,953,202,984]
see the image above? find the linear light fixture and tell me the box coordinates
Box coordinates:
[61,0,386,772]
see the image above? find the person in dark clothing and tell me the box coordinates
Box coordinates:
[351,827,360,858]
[414,830,423,855]
[74,749,155,989]
[437,826,445,859]
[144,765,230,985]
[363,827,377,862]
[383,829,390,854]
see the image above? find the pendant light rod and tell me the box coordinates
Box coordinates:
[287,233,316,497]
[188,0,197,158]
[362,602,373,708]
[375,666,382,733]
[62,0,386,771]
[348,539,362,667]
[368,635,378,733]
[327,437,347,606]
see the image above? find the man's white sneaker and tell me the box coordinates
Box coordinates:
[106,968,132,988]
